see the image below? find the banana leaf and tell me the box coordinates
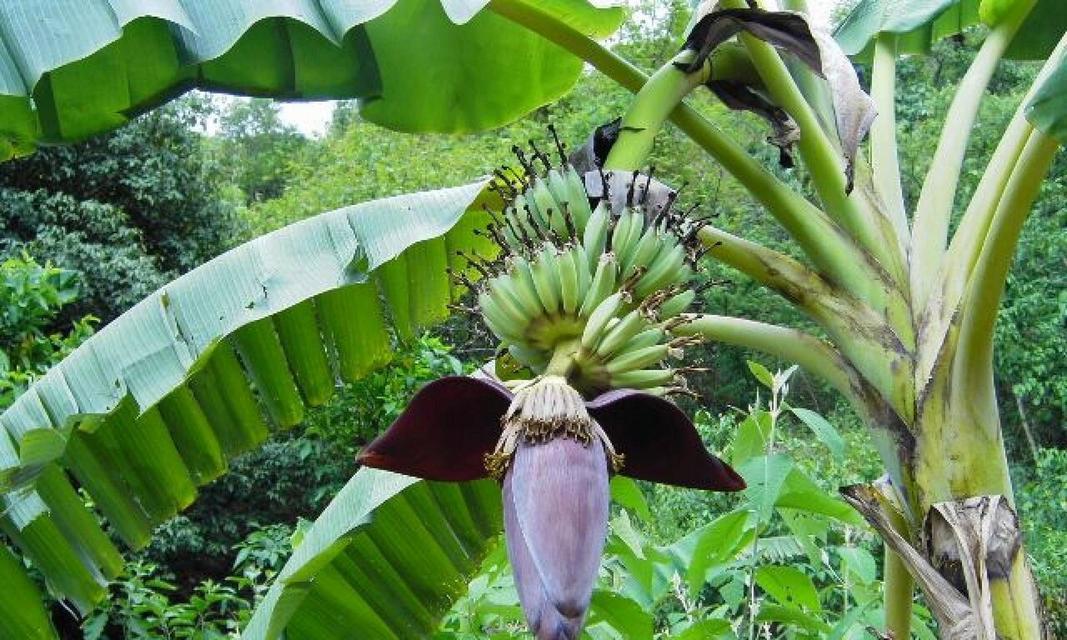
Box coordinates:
[0,0,623,159]
[834,0,1061,61]
[0,180,498,624]
[242,469,503,639]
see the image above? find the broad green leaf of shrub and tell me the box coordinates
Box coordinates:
[685,509,752,593]
[776,468,865,526]
[586,590,654,640]
[610,475,653,523]
[672,618,733,639]
[0,0,624,159]
[756,603,831,633]
[836,545,878,584]
[746,359,775,388]
[787,406,845,460]
[731,410,773,467]
[755,564,821,612]
[738,454,794,521]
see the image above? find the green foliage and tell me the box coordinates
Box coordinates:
[84,525,293,639]
[211,99,310,204]
[0,256,96,407]
[0,99,242,324]
[304,335,466,456]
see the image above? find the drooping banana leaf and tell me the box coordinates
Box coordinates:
[1026,45,1067,142]
[834,0,1062,61]
[0,0,624,159]
[242,469,503,639]
[0,180,498,624]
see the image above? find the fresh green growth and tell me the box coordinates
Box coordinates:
[465,133,707,395]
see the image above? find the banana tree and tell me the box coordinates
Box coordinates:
[0,0,1065,638]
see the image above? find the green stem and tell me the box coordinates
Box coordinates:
[545,338,580,377]
[938,30,1067,337]
[676,314,860,404]
[602,53,709,171]
[954,131,1059,394]
[882,512,914,640]
[488,0,879,298]
[909,0,1036,310]
[870,34,907,238]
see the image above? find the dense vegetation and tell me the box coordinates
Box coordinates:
[1,4,1063,637]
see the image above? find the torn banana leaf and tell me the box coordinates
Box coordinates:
[0,181,498,624]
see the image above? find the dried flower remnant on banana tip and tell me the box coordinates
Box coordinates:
[358,130,743,640]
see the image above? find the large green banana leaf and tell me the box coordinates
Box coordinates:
[0,180,499,628]
[242,469,503,639]
[0,0,623,159]
[834,0,1062,61]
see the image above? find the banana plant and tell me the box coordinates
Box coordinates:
[0,0,1065,638]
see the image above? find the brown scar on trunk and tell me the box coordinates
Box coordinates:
[842,485,1044,639]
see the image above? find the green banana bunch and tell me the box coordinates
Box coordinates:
[459,135,714,395]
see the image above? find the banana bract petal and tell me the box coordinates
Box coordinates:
[587,389,746,491]
[503,469,585,640]
[508,438,608,630]
[357,376,511,480]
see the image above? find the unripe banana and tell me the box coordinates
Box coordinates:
[479,292,526,343]
[594,309,648,359]
[582,202,611,270]
[609,368,678,389]
[580,291,626,351]
[635,243,686,299]
[507,204,537,244]
[573,244,592,300]
[622,223,665,279]
[509,257,548,315]
[563,166,592,232]
[609,208,636,260]
[532,244,563,314]
[579,253,618,318]
[546,169,576,231]
[493,273,541,320]
[558,247,580,315]
[530,180,567,238]
[659,289,696,319]
[487,279,534,331]
[499,221,521,248]
[605,344,670,373]
[615,210,649,270]
[515,192,548,233]
[620,327,665,352]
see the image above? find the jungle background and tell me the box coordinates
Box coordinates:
[2,2,1063,637]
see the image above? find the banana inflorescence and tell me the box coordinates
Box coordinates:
[452,128,715,397]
